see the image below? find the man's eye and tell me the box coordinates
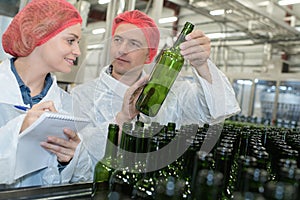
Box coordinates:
[130,42,141,48]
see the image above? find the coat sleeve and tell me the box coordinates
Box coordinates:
[171,59,241,126]
[0,114,25,184]
[41,141,93,185]
[71,82,110,164]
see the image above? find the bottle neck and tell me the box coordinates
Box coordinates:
[172,22,194,50]
[172,33,187,50]
[104,124,119,158]
[104,142,117,159]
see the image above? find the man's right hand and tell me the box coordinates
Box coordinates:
[116,75,149,127]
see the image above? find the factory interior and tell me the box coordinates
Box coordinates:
[0,0,300,199]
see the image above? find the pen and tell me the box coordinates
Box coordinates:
[14,105,30,112]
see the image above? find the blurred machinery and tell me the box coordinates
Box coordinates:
[232,78,300,127]
[260,86,300,123]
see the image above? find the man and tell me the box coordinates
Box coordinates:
[71,10,240,163]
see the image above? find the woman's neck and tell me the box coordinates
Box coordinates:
[14,57,47,96]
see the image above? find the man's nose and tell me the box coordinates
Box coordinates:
[118,41,132,55]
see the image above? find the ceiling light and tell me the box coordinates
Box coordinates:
[207,32,246,39]
[278,0,300,5]
[237,80,253,85]
[87,44,102,50]
[209,9,225,16]
[207,32,226,39]
[192,2,210,7]
[92,28,106,34]
[98,0,110,4]
[158,16,178,24]
[257,1,270,6]
[226,9,233,14]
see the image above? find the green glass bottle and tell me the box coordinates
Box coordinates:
[232,191,266,200]
[214,147,234,199]
[192,169,224,200]
[155,175,187,200]
[191,151,215,199]
[109,123,146,199]
[235,155,257,192]
[132,132,159,200]
[91,123,119,200]
[136,22,194,117]
[243,168,268,195]
[263,181,298,200]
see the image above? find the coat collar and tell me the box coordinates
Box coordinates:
[100,65,147,98]
[0,58,62,108]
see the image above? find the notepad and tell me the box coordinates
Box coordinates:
[15,112,90,179]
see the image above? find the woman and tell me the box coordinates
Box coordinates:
[0,0,92,188]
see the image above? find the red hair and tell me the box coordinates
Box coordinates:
[2,0,82,57]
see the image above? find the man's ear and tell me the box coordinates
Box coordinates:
[145,56,151,63]
[145,51,151,64]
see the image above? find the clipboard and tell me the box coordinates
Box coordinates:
[15,112,90,179]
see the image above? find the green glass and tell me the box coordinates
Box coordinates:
[232,191,266,200]
[263,181,298,200]
[214,147,233,199]
[109,124,145,199]
[136,22,194,117]
[91,123,119,200]
[192,169,224,200]
[191,151,215,198]
[243,168,268,195]
[277,166,300,188]
[235,155,257,192]
[133,173,156,200]
[155,176,187,200]
[132,131,159,200]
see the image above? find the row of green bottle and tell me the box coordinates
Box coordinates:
[92,120,300,199]
[229,114,299,129]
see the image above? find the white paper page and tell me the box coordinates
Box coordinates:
[14,112,90,179]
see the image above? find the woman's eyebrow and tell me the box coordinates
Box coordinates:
[68,33,79,39]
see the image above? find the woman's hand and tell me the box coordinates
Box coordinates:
[20,101,57,133]
[40,128,81,163]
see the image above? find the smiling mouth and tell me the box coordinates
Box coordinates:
[65,58,75,65]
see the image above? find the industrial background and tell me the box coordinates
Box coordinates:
[1,0,300,125]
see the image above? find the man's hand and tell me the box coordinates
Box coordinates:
[116,75,149,127]
[180,30,212,83]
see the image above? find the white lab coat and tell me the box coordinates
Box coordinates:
[71,59,241,163]
[0,58,93,188]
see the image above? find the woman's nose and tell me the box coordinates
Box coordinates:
[73,43,81,56]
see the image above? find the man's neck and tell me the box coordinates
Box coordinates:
[110,65,143,86]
